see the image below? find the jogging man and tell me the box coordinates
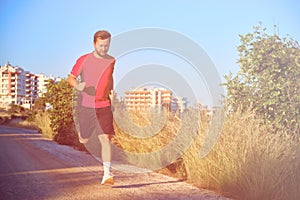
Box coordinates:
[68,30,115,185]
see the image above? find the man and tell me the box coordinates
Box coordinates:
[68,30,115,185]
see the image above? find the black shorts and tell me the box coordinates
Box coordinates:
[76,106,115,139]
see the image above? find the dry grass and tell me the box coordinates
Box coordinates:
[114,107,300,200]
[6,118,39,130]
[113,109,180,152]
[33,112,54,139]
[5,112,55,139]
[112,108,191,173]
[182,108,300,200]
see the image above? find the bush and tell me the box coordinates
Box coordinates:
[224,23,300,134]
[43,79,83,148]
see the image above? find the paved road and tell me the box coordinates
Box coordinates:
[0,126,229,200]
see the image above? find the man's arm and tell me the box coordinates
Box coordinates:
[68,74,86,91]
[68,54,89,90]
[68,74,78,88]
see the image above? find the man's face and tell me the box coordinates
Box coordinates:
[94,38,110,57]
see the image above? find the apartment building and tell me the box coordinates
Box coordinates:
[37,73,62,97]
[173,96,188,113]
[124,87,187,112]
[125,87,172,110]
[0,62,38,109]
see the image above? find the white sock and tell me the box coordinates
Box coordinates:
[103,162,111,176]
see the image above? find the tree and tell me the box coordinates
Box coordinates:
[224,23,300,134]
[33,97,46,111]
[44,79,79,145]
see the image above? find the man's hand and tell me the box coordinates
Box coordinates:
[109,90,114,100]
[74,81,96,96]
[75,82,86,91]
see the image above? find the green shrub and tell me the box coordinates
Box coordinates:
[224,23,300,134]
[44,79,82,148]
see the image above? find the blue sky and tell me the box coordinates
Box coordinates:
[1,0,299,105]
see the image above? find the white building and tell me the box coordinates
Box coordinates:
[0,62,59,109]
[0,62,37,108]
[36,73,49,97]
[36,73,62,97]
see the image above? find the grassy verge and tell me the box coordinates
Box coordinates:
[33,111,55,139]
[112,109,186,175]
[4,117,40,130]
[4,112,55,139]
[113,108,299,200]
[184,109,299,199]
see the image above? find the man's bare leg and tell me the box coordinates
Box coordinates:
[98,134,114,185]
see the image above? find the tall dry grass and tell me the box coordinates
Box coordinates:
[113,109,180,152]
[112,108,191,175]
[4,111,54,139]
[183,108,300,200]
[114,107,299,199]
[33,111,54,139]
[5,118,39,130]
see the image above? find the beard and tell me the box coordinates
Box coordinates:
[94,49,107,58]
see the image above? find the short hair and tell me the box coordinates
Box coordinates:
[93,30,111,43]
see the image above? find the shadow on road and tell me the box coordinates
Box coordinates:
[112,179,184,189]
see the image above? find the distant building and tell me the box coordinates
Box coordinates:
[36,73,49,97]
[36,73,62,97]
[0,62,38,109]
[0,62,60,109]
[173,96,188,113]
[124,87,187,112]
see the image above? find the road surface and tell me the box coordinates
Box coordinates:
[0,126,229,200]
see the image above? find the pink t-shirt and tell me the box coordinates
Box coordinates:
[70,52,115,108]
